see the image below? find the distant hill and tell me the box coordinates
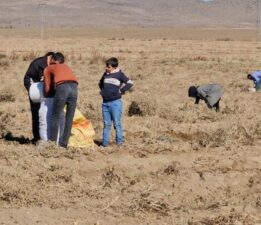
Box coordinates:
[0,0,257,28]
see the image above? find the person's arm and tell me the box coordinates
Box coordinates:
[99,73,105,90]
[214,99,220,112]
[119,72,133,94]
[24,62,35,91]
[253,77,257,84]
[43,67,51,97]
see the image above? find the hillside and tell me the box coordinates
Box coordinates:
[0,0,257,27]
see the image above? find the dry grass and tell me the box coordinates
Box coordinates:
[0,28,260,225]
[22,51,40,61]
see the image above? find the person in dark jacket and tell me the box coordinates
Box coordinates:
[24,52,56,144]
[99,57,133,147]
[188,84,224,112]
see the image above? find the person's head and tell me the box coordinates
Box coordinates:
[105,57,118,73]
[188,86,198,98]
[45,52,56,65]
[45,52,56,57]
[52,52,65,64]
[247,74,253,80]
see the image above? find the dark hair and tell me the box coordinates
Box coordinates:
[106,57,118,68]
[53,52,65,64]
[45,52,56,57]
[247,74,253,80]
[188,86,198,98]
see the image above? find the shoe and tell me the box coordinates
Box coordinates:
[100,144,108,148]
[36,140,50,150]
[116,143,124,150]
[36,140,58,150]
[31,138,40,145]
[59,143,68,149]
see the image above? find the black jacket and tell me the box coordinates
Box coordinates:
[24,56,48,91]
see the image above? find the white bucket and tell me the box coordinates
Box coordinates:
[29,82,44,103]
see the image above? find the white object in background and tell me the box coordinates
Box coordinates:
[29,82,44,103]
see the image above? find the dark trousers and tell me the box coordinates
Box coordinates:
[29,98,40,142]
[51,82,78,147]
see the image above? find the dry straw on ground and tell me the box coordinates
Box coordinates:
[0,28,260,225]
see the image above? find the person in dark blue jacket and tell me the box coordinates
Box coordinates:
[99,57,133,147]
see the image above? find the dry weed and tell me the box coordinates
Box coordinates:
[189,213,258,225]
[163,162,179,176]
[129,193,169,216]
[0,92,15,102]
[128,100,156,117]
[195,124,253,148]
[0,53,6,59]
[216,38,234,41]
[0,59,9,67]
[9,51,19,61]
[102,166,121,188]
[89,49,106,65]
[22,51,40,61]
[0,112,13,137]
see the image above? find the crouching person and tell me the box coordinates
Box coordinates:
[247,71,261,92]
[44,52,78,148]
[99,57,133,147]
[188,84,224,112]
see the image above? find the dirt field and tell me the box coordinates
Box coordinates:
[0,28,260,225]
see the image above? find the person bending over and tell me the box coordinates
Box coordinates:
[44,52,78,148]
[188,84,224,112]
[24,52,56,144]
[247,71,261,91]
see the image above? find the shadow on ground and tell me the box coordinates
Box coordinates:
[1,132,31,145]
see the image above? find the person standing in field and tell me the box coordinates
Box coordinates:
[188,84,224,112]
[24,52,56,144]
[44,52,78,148]
[99,57,133,147]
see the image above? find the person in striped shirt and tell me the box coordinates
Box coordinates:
[99,57,133,147]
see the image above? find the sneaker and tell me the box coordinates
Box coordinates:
[100,144,108,149]
[116,143,125,150]
[36,140,49,150]
[32,138,40,145]
[59,143,68,149]
[36,140,58,150]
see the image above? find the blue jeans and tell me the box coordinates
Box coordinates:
[51,82,78,147]
[102,99,123,146]
[256,80,261,91]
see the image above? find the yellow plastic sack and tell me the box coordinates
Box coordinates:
[68,108,95,148]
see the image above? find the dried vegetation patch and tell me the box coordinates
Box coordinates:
[0,29,260,224]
